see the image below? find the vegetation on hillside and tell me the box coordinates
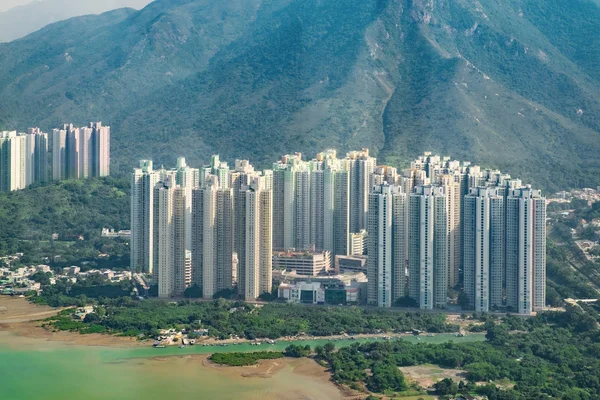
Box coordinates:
[31,273,134,307]
[546,199,600,303]
[0,0,597,189]
[0,177,130,269]
[318,306,600,398]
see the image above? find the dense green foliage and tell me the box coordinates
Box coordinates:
[366,363,407,393]
[209,351,283,366]
[0,178,130,269]
[31,274,134,307]
[546,203,600,303]
[283,344,312,358]
[546,241,599,304]
[47,299,458,339]
[44,308,109,335]
[434,378,459,396]
[0,0,597,189]
[318,307,600,398]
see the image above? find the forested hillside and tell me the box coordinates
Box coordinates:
[0,178,130,268]
[0,0,598,191]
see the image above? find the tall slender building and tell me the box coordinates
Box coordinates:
[367,184,406,307]
[24,133,36,187]
[346,149,376,234]
[272,153,310,250]
[237,175,273,300]
[229,159,256,256]
[310,167,326,251]
[506,187,546,314]
[75,126,93,179]
[463,187,505,312]
[26,128,48,184]
[333,168,351,258]
[174,157,199,253]
[372,165,398,186]
[51,122,110,181]
[191,175,234,299]
[0,131,26,191]
[409,186,448,310]
[90,122,110,177]
[155,176,188,298]
[309,150,350,257]
[52,126,68,181]
[438,175,461,288]
[295,166,311,250]
[131,160,160,274]
[199,155,229,189]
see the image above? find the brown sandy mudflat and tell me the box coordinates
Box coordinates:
[0,296,147,347]
[0,296,60,323]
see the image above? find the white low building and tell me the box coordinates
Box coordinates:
[272,250,331,276]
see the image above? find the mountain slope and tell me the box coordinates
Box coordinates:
[0,0,598,191]
[0,0,154,43]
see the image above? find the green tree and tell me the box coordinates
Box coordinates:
[485,322,509,344]
[30,271,52,285]
[184,285,202,298]
[324,342,336,354]
[433,378,458,396]
[366,363,407,393]
[284,344,311,358]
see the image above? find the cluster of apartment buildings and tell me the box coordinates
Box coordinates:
[0,128,49,191]
[368,154,546,315]
[131,150,546,315]
[0,122,110,191]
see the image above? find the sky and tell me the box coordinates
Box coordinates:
[0,0,155,42]
[0,0,153,13]
[0,0,31,12]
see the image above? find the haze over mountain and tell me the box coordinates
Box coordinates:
[0,0,598,191]
[0,0,154,42]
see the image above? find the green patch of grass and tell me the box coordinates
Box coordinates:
[209,351,284,366]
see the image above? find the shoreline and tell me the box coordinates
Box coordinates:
[2,317,471,349]
[0,296,478,350]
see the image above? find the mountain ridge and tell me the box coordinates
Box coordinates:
[0,0,153,43]
[0,0,598,191]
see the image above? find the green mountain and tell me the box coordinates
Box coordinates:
[0,0,153,43]
[0,0,598,191]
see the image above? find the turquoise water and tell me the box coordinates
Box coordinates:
[0,333,484,400]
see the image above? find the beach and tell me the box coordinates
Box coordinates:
[0,296,486,399]
[0,296,146,347]
[0,296,355,400]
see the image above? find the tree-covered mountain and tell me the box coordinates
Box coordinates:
[0,0,598,191]
[0,0,154,43]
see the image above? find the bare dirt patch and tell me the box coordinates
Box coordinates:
[0,296,60,323]
[400,364,467,389]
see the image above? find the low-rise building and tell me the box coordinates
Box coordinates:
[272,250,331,276]
[349,230,367,256]
[277,277,366,305]
[101,228,132,239]
[63,266,81,276]
[36,265,52,273]
[335,255,367,274]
